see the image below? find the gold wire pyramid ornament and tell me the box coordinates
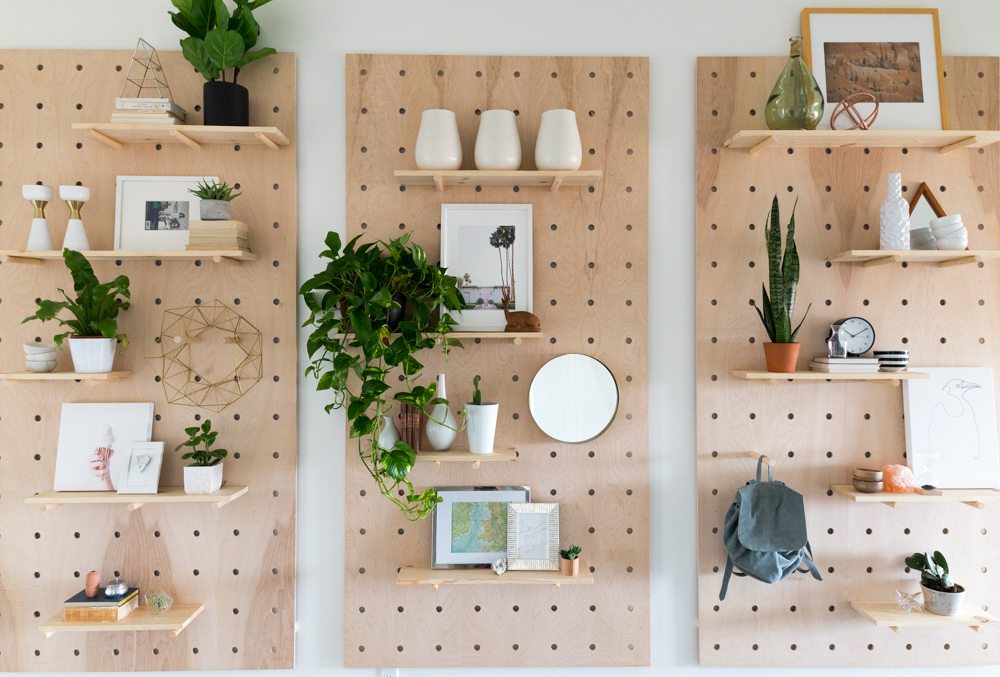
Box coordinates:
[119,38,174,99]
[150,301,263,413]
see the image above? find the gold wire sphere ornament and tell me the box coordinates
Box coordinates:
[150,301,263,412]
[830,92,881,130]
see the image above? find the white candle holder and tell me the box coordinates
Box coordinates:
[60,184,92,251]
[22,184,53,251]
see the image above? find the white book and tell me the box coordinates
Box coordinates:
[114,98,186,119]
[110,115,181,125]
[813,356,880,364]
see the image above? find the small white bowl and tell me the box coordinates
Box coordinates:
[930,224,967,238]
[930,213,963,230]
[25,354,57,363]
[23,342,57,355]
[935,236,969,251]
[25,360,57,373]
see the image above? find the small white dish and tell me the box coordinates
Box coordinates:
[935,238,969,251]
[930,224,967,239]
[23,342,57,355]
[25,361,57,373]
[929,213,963,230]
[25,355,57,363]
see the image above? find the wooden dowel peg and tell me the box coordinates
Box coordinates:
[747,135,776,155]
[87,128,122,149]
[170,129,202,150]
[940,135,978,154]
[862,255,902,268]
[254,131,280,151]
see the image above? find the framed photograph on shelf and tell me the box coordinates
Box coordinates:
[53,403,155,492]
[116,441,165,495]
[506,502,560,571]
[440,203,533,331]
[431,486,530,569]
[114,175,218,251]
[801,8,946,129]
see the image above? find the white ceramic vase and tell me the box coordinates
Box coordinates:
[474,109,521,170]
[68,337,116,373]
[466,402,499,454]
[184,463,224,495]
[415,109,463,170]
[879,173,910,250]
[425,373,458,451]
[378,415,400,450]
[535,109,582,170]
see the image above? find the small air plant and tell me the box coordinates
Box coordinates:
[145,591,174,614]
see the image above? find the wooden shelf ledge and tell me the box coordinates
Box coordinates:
[724,129,1000,153]
[396,565,593,589]
[851,601,997,633]
[0,371,130,383]
[72,123,288,150]
[40,603,204,639]
[830,250,1000,267]
[731,369,929,386]
[0,249,256,264]
[26,485,248,512]
[415,448,517,468]
[337,331,543,345]
[831,484,1000,509]
[394,169,602,192]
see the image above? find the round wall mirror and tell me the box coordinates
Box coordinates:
[528,354,619,443]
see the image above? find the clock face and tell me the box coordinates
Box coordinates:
[835,316,875,356]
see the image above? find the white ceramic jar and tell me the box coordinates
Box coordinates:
[534,109,582,170]
[474,109,521,170]
[415,109,463,170]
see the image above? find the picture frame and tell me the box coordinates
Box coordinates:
[116,441,165,495]
[431,486,530,569]
[506,502,560,571]
[440,203,533,331]
[801,8,946,130]
[54,403,155,491]
[114,175,218,251]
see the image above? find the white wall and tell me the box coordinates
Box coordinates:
[2,0,999,675]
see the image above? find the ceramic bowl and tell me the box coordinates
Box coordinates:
[853,478,884,493]
[853,468,884,481]
[23,342,57,355]
[935,236,969,251]
[25,360,57,373]
[929,213,963,230]
[930,223,967,239]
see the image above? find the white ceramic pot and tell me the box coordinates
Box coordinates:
[922,583,966,616]
[68,337,116,373]
[415,109,463,170]
[199,200,231,221]
[378,415,400,450]
[535,109,583,170]
[466,402,499,454]
[184,463,224,495]
[474,109,521,170]
[425,373,458,450]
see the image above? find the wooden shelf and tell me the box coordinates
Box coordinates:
[0,249,256,264]
[338,331,543,344]
[830,250,1000,267]
[731,370,929,385]
[831,484,1000,509]
[394,169,602,192]
[723,129,1000,154]
[415,448,517,467]
[396,565,593,589]
[26,485,248,512]
[851,600,997,632]
[0,371,130,382]
[72,123,289,150]
[40,603,204,639]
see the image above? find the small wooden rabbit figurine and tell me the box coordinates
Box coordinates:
[502,291,541,332]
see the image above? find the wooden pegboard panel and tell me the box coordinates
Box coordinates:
[696,56,1000,667]
[344,54,648,668]
[0,50,297,671]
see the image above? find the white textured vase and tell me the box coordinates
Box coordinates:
[425,373,458,451]
[378,415,400,450]
[415,109,462,170]
[68,337,116,373]
[184,464,224,495]
[879,173,910,250]
[466,403,499,454]
[535,109,582,170]
[474,110,521,170]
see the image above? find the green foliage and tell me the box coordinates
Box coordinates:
[560,544,582,560]
[170,0,277,83]
[174,419,229,467]
[190,179,241,201]
[905,550,955,590]
[471,375,483,405]
[752,196,811,343]
[300,231,467,520]
[22,249,131,349]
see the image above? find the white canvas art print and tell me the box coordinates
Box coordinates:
[903,368,1000,489]
[54,403,155,491]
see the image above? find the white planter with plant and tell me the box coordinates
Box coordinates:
[906,550,966,616]
[191,179,241,221]
[176,419,229,495]
[465,375,499,455]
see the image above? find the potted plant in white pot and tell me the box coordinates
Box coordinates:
[465,375,499,455]
[190,179,241,221]
[559,544,582,577]
[175,419,229,494]
[906,550,966,616]
[23,249,130,373]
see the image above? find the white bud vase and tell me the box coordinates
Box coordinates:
[378,415,400,450]
[535,109,582,170]
[425,373,458,451]
[415,109,462,170]
[879,173,910,250]
[474,110,521,170]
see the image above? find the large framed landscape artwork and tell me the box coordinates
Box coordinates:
[431,486,530,568]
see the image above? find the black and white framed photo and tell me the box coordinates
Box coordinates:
[506,502,560,571]
[440,203,533,331]
[116,441,165,495]
[431,486,530,569]
[114,175,217,251]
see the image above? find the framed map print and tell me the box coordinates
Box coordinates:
[431,486,530,568]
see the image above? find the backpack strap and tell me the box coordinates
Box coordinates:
[797,542,823,581]
[755,456,773,483]
[719,554,748,600]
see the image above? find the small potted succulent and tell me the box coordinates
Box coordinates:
[175,419,229,494]
[560,544,582,577]
[906,550,966,616]
[190,179,241,221]
[465,375,499,455]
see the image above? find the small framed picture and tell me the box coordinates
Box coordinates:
[117,442,165,495]
[431,486,530,568]
[801,8,946,129]
[506,502,559,571]
[114,175,218,251]
[440,204,533,331]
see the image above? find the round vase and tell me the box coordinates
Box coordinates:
[474,110,521,170]
[425,373,458,451]
[763,342,800,373]
[535,109,582,170]
[85,570,101,598]
[378,415,400,450]
[415,109,463,170]
[765,36,824,130]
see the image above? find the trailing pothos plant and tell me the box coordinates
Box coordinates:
[300,232,466,520]
[753,195,811,343]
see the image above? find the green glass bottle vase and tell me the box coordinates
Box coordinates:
[765,36,824,130]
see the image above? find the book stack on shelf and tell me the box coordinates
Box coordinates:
[809,356,881,374]
[62,587,140,623]
[111,97,186,125]
[398,403,422,451]
[186,220,250,252]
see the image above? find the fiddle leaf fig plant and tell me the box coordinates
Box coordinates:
[170,0,277,84]
[753,195,811,343]
[300,231,467,520]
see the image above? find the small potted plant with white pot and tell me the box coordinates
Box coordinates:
[906,550,965,616]
[560,544,582,577]
[23,249,130,373]
[190,179,241,221]
[175,419,229,494]
[465,375,499,455]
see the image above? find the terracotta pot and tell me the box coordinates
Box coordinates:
[763,342,800,373]
[560,558,579,577]
[85,570,101,598]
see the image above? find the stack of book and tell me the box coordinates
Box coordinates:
[63,587,140,622]
[112,97,186,125]
[398,403,422,452]
[187,220,249,251]
[810,356,880,373]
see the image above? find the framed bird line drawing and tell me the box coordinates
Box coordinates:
[903,368,1000,489]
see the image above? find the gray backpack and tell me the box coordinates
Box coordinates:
[719,458,821,600]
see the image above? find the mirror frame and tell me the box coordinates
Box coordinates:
[908,181,947,218]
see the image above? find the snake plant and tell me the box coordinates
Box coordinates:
[753,196,811,343]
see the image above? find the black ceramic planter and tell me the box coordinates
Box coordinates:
[203,81,249,126]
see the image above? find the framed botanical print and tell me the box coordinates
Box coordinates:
[506,502,560,571]
[114,175,218,251]
[431,486,530,568]
[440,203,533,331]
[116,442,164,495]
[801,8,946,129]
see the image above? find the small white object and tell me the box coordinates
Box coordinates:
[24,342,57,355]
[68,336,116,373]
[415,109,462,170]
[377,669,400,677]
[922,583,966,616]
[474,109,521,170]
[534,109,583,170]
[22,184,53,202]
[929,213,962,230]
[25,353,58,362]
[465,402,499,454]
[63,219,91,250]
[59,185,91,202]
[896,589,922,613]
[425,373,458,450]
[879,173,910,250]
[491,558,507,575]
[184,463,224,494]
[25,359,57,373]
[378,415,400,450]
[117,441,164,494]
[26,218,54,251]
